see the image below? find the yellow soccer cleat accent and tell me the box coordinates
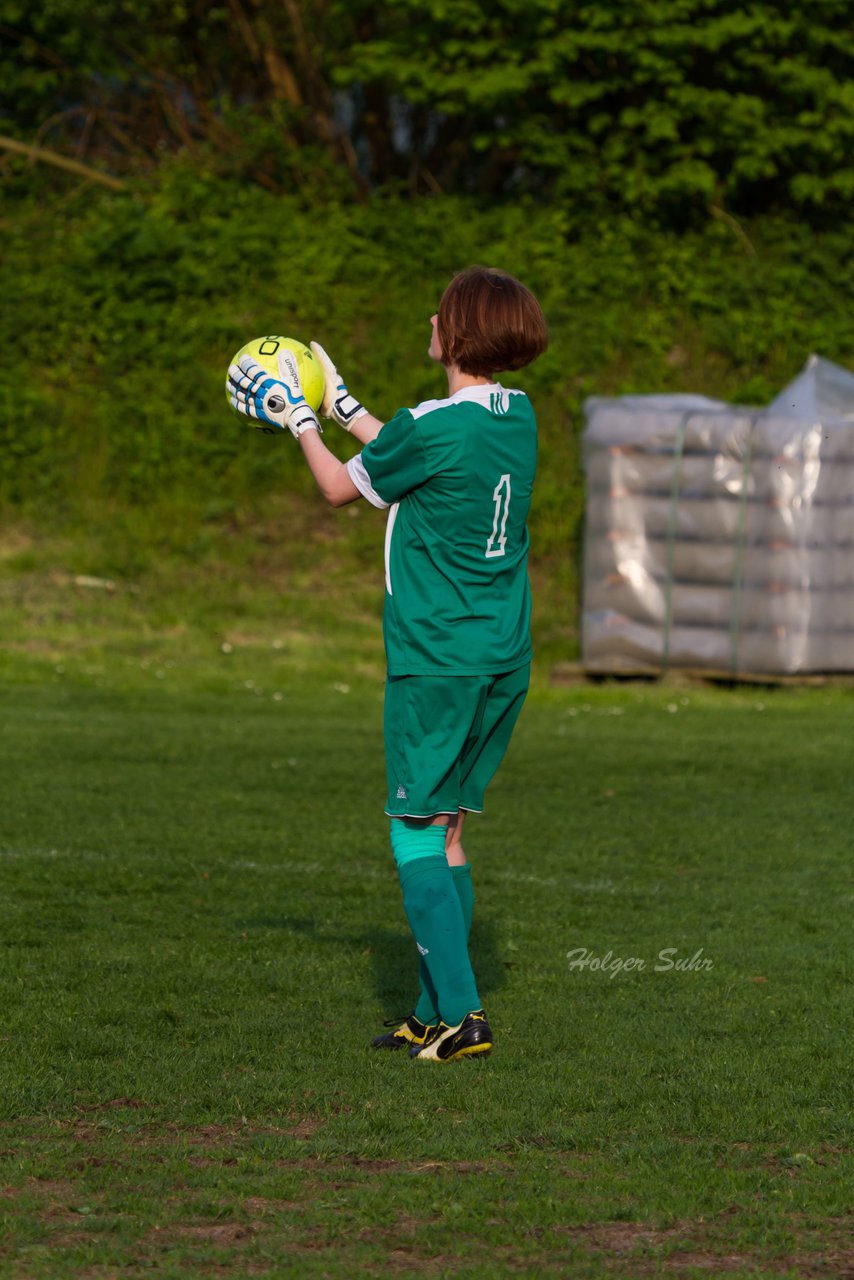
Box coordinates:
[410,1010,493,1062]
[371,1014,438,1050]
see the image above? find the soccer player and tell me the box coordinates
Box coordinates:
[226,266,547,1061]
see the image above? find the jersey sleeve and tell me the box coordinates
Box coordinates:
[357,408,431,505]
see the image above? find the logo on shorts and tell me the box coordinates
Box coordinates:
[396,784,408,800]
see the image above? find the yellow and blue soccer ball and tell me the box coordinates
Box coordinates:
[226,336,324,412]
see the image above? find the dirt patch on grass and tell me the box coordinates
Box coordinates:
[240,1196,305,1215]
[154,1123,246,1144]
[185,1155,240,1168]
[53,1272,126,1280]
[345,1229,462,1276]
[285,1117,324,1140]
[63,1121,257,1147]
[140,1221,331,1272]
[15,1115,504,1181]
[77,1096,147,1112]
[168,1220,265,1243]
[349,1156,413,1172]
[9,1177,80,1210]
[71,1156,122,1171]
[409,1159,491,1174]
[790,1250,854,1279]
[43,1229,102,1248]
[381,1249,455,1275]
[658,1250,763,1275]
[552,1217,854,1278]
[173,1267,273,1278]
[785,1218,854,1280]
[113,1121,312,1146]
[564,1221,693,1252]
[657,1248,854,1278]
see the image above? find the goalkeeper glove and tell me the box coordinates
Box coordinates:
[226,350,321,438]
[310,341,368,431]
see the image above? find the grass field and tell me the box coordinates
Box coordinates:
[1,660,851,1278]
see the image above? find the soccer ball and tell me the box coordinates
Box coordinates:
[226,335,324,412]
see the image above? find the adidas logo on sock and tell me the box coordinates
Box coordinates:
[416,942,429,956]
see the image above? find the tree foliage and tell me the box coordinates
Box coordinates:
[1,0,852,221]
[336,0,854,218]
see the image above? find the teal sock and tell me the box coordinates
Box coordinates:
[397,855,480,1028]
[451,862,475,934]
[413,962,440,1026]
[413,863,475,1025]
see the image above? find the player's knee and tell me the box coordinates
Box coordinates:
[390,818,448,871]
[445,839,466,867]
[444,810,467,865]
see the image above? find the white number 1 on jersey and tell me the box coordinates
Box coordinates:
[485,473,512,558]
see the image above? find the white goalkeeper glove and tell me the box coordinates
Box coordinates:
[226,349,322,438]
[309,341,368,432]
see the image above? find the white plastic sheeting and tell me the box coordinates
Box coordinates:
[581,356,854,675]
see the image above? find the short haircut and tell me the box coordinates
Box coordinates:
[437,266,548,377]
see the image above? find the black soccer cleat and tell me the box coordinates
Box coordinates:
[410,1009,493,1062]
[371,1014,438,1050]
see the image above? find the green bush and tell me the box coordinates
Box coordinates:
[3,171,853,581]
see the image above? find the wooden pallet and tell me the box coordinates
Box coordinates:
[550,661,854,688]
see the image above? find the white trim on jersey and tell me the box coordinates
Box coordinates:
[409,382,525,422]
[384,502,399,595]
[384,807,460,818]
[346,453,389,509]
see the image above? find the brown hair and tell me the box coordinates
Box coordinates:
[436,266,548,377]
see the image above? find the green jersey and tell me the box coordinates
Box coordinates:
[347,383,537,676]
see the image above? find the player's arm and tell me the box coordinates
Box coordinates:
[345,411,384,446]
[298,432,361,507]
[310,342,384,445]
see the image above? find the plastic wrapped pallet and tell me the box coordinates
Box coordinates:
[581,356,854,676]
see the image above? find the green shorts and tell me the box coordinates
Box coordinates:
[384,664,530,818]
